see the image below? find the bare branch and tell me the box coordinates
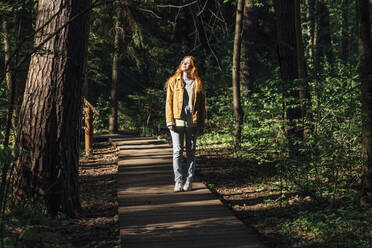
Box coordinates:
[208,8,225,24]
[199,15,222,70]
[1,0,113,82]
[197,0,209,16]
[157,1,198,9]
[137,7,161,19]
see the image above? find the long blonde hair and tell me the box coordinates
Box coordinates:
[165,56,203,91]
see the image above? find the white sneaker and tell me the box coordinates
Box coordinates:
[183,181,192,191]
[174,181,183,192]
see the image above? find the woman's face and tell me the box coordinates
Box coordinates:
[181,57,193,72]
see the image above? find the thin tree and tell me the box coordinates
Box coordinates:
[232,0,244,148]
[109,3,122,134]
[318,2,333,64]
[1,19,14,149]
[340,0,349,61]
[305,0,315,60]
[357,0,372,208]
[313,0,320,75]
[240,0,257,94]
[0,18,16,218]
[13,0,91,217]
[294,0,310,125]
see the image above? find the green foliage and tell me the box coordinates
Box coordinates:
[93,96,110,131]
[284,62,361,198]
[0,145,13,166]
[125,88,166,136]
[280,199,372,248]
[198,58,362,202]
[206,88,234,132]
[3,205,73,248]
[241,79,285,159]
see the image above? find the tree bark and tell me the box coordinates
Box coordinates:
[2,20,14,147]
[240,0,257,94]
[12,1,34,130]
[357,0,372,208]
[305,0,315,60]
[294,0,310,124]
[294,0,306,80]
[0,19,16,216]
[340,0,349,61]
[109,13,120,134]
[14,0,91,217]
[232,0,244,148]
[318,2,333,63]
[313,0,320,75]
[274,0,304,157]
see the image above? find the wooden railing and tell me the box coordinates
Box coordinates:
[83,98,100,156]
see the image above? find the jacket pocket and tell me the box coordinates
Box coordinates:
[173,87,183,117]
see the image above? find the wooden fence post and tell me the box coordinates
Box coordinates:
[85,105,93,156]
[84,98,100,156]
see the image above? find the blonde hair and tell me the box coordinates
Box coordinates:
[165,56,203,91]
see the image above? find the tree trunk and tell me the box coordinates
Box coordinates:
[0,19,16,214]
[313,0,320,75]
[305,0,315,60]
[2,20,14,147]
[294,0,310,125]
[109,14,120,134]
[274,0,304,157]
[12,1,34,130]
[318,2,333,63]
[232,0,244,148]
[340,0,349,61]
[14,0,91,217]
[240,0,257,94]
[357,0,372,208]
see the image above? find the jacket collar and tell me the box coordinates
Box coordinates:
[177,74,198,86]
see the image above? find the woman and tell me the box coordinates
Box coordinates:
[165,56,206,192]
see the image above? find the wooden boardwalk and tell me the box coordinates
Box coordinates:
[110,135,266,248]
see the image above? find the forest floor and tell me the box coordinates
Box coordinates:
[196,148,372,248]
[4,137,369,247]
[3,139,120,247]
[57,139,120,247]
[196,150,291,248]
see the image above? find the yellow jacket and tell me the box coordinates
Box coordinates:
[165,75,205,128]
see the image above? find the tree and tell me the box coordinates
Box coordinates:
[313,0,320,74]
[2,19,14,148]
[13,0,91,217]
[0,19,16,214]
[13,0,34,129]
[294,0,309,126]
[240,0,257,93]
[232,0,244,148]
[109,3,122,134]
[317,1,333,65]
[357,0,372,208]
[340,0,350,61]
[274,0,306,157]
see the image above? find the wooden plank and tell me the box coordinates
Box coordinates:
[112,136,266,248]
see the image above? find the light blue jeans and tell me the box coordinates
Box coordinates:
[170,126,197,183]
